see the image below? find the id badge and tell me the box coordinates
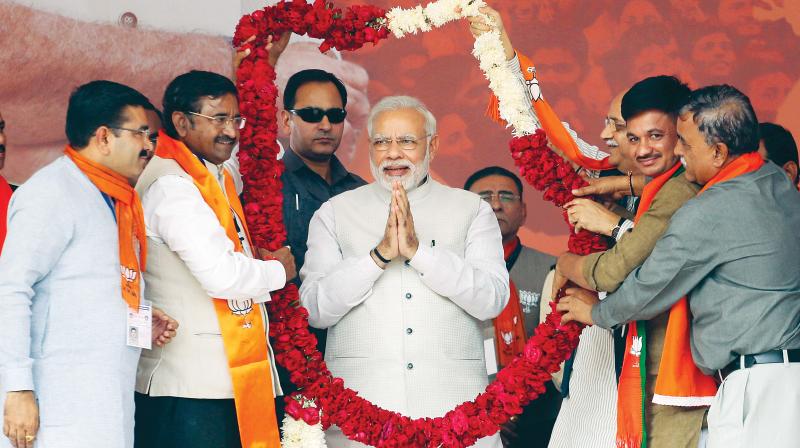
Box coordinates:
[126,299,152,349]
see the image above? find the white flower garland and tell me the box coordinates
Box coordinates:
[281,413,327,448]
[386,0,535,136]
[282,1,536,445]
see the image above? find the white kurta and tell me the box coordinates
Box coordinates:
[300,179,508,448]
[0,156,141,448]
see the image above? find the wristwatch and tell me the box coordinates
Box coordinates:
[610,217,626,239]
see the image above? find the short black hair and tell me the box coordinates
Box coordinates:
[464,166,524,196]
[621,75,691,121]
[283,69,348,110]
[679,84,760,156]
[65,80,152,148]
[162,70,238,139]
[760,122,798,180]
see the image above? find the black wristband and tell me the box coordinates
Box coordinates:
[372,247,391,264]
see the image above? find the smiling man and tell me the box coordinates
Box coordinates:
[300,95,508,448]
[0,80,177,448]
[559,84,800,448]
[555,76,718,448]
[132,70,295,448]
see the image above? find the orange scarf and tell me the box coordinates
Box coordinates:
[487,51,614,172]
[155,131,280,448]
[616,154,764,447]
[0,175,11,255]
[64,147,146,310]
[494,238,527,367]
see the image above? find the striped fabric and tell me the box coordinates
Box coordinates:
[548,326,618,447]
[506,54,618,446]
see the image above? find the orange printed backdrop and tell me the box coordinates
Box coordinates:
[336,0,800,254]
[0,0,798,256]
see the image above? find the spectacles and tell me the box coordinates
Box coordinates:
[187,112,246,130]
[479,192,521,204]
[109,127,154,144]
[370,135,430,151]
[289,107,347,124]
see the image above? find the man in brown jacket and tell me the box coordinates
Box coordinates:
[554,76,706,448]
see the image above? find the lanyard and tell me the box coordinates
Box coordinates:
[101,192,116,222]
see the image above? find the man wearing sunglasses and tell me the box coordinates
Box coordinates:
[272,67,367,424]
[133,70,294,448]
[278,69,366,276]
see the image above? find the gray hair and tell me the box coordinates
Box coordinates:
[367,95,437,138]
[679,85,760,156]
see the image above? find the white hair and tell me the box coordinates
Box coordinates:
[369,150,431,191]
[367,95,437,138]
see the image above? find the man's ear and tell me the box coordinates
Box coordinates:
[712,142,730,168]
[279,109,292,136]
[172,111,190,138]
[783,161,798,186]
[95,126,113,156]
[427,134,439,162]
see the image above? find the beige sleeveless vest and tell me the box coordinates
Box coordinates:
[326,179,488,418]
[134,156,279,399]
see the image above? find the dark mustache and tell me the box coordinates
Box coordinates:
[215,136,236,144]
[0,145,5,153]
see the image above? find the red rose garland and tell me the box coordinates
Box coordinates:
[235,1,608,446]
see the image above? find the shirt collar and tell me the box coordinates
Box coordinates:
[285,147,353,185]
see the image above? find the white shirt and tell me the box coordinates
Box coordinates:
[299,199,509,329]
[141,160,285,301]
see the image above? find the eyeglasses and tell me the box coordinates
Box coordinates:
[187,112,246,130]
[370,135,430,151]
[289,107,347,124]
[109,127,154,145]
[479,192,521,204]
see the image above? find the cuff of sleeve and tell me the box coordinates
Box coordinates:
[408,244,436,276]
[506,52,521,69]
[591,303,611,329]
[360,253,386,282]
[1,367,34,393]
[582,252,602,291]
[615,220,635,241]
[264,259,287,293]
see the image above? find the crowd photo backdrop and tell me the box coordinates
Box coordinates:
[1,0,798,254]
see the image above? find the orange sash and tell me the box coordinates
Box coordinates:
[64,147,145,310]
[616,155,763,447]
[487,51,614,172]
[155,131,281,448]
[0,175,11,255]
[494,238,527,367]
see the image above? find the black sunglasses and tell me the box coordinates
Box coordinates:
[289,107,347,124]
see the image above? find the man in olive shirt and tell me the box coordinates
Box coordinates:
[559,85,800,448]
[554,76,707,448]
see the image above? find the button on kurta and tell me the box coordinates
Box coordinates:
[406,328,413,335]
[405,293,412,299]
[407,363,414,370]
